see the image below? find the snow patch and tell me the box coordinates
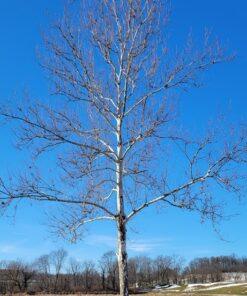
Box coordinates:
[202,283,247,290]
[185,282,247,292]
[166,284,181,289]
[153,284,181,291]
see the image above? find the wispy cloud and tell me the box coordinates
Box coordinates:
[86,234,116,248]
[128,239,166,252]
[0,243,17,254]
[86,235,170,253]
[0,238,47,260]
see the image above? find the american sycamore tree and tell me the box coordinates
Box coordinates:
[0,1,246,295]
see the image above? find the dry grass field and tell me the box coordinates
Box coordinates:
[14,291,247,296]
[11,284,247,296]
[14,294,245,296]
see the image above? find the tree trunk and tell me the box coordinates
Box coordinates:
[116,169,129,296]
[101,270,105,291]
[116,117,129,296]
[117,217,128,296]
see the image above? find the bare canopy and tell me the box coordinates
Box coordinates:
[0,1,246,295]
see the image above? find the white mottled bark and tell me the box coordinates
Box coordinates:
[116,117,128,296]
[117,216,128,296]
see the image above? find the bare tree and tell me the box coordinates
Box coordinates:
[67,258,83,292]
[0,261,9,294]
[50,248,68,292]
[99,251,118,291]
[136,256,153,286]
[81,260,97,292]
[99,256,107,291]
[128,257,139,289]
[154,255,174,285]
[3,260,35,293]
[0,1,246,295]
[35,254,52,292]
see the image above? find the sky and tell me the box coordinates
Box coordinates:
[0,0,247,265]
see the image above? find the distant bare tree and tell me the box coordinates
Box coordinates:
[67,258,83,292]
[99,251,118,291]
[0,261,8,294]
[154,255,173,285]
[35,254,52,292]
[128,257,138,288]
[82,260,97,292]
[3,260,35,293]
[50,248,68,292]
[137,256,153,286]
[0,1,246,295]
[99,256,107,291]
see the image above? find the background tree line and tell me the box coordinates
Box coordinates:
[185,255,247,283]
[0,250,247,294]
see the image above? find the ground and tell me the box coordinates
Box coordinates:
[14,282,247,296]
[150,282,247,296]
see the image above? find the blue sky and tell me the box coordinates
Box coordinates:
[0,1,247,264]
